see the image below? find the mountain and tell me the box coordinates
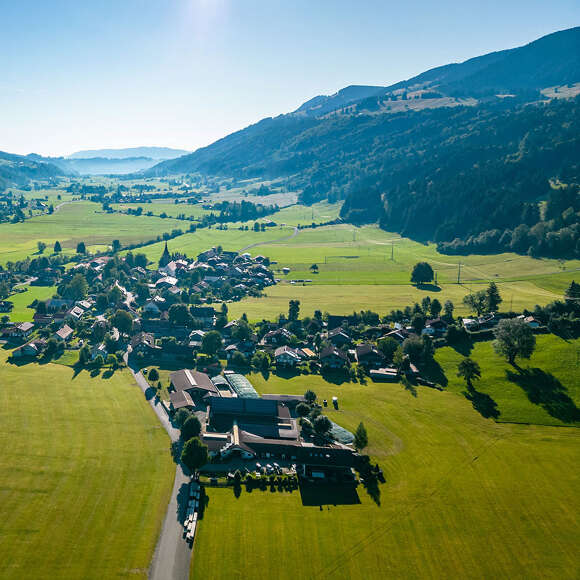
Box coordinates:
[68,147,189,160]
[0,151,66,189]
[147,27,580,180]
[144,27,580,257]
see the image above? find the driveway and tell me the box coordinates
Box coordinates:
[124,353,191,580]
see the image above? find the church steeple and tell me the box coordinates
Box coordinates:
[159,241,171,267]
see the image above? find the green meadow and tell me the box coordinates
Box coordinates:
[192,335,580,580]
[0,201,185,264]
[0,351,174,579]
[6,285,57,322]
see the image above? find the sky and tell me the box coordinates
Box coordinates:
[1,0,578,157]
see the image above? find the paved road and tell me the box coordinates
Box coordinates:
[124,353,191,580]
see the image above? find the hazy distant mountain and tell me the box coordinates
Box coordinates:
[68,147,189,160]
[0,151,66,189]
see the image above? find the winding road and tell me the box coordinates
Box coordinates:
[124,353,192,580]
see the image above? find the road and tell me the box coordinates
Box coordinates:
[124,353,192,580]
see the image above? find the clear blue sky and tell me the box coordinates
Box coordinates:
[1,0,578,156]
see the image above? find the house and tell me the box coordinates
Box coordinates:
[355,344,383,368]
[462,318,479,331]
[53,324,73,342]
[130,332,160,356]
[76,299,92,311]
[328,327,351,347]
[274,345,302,367]
[369,367,399,382]
[5,322,35,339]
[522,315,541,328]
[12,339,45,358]
[262,328,292,346]
[297,347,316,359]
[190,306,216,328]
[65,305,85,322]
[90,343,107,360]
[319,346,349,369]
[170,369,219,403]
[33,312,53,326]
[155,276,178,289]
[422,317,448,337]
[143,300,161,315]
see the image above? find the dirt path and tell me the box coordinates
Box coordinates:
[238,226,299,253]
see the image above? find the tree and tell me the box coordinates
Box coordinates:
[112,309,133,335]
[402,336,423,363]
[202,330,222,356]
[232,319,251,341]
[65,273,88,300]
[493,318,536,365]
[230,351,248,367]
[76,241,86,254]
[169,303,193,327]
[35,300,47,315]
[180,437,208,472]
[93,354,105,368]
[174,408,191,428]
[378,336,399,362]
[304,389,317,405]
[411,262,434,285]
[485,282,502,312]
[108,285,123,306]
[53,240,62,253]
[251,350,271,371]
[443,300,454,320]
[463,291,487,316]
[393,346,405,370]
[181,415,202,442]
[564,280,580,309]
[430,298,442,318]
[353,422,368,451]
[411,313,426,333]
[310,263,319,273]
[313,415,332,436]
[78,345,91,366]
[296,402,311,418]
[37,241,46,254]
[112,239,121,253]
[148,368,159,381]
[457,357,481,389]
[106,354,118,368]
[96,293,108,311]
[421,335,434,361]
[288,299,300,321]
[135,253,148,268]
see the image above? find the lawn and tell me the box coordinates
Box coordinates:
[192,359,580,579]
[220,280,563,322]
[6,285,57,322]
[0,201,185,264]
[436,335,580,426]
[0,352,174,579]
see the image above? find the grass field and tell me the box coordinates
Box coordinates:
[0,352,174,579]
[192,336,580,579]
[221,280,564,321]
[0,201,185,264]
[7,285,57,322]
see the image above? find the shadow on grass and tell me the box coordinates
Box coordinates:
[274,367,301,380]
[506,367,580,423]
[299,484,360,507]
[320,367,352,385]
[463,385,500,419]
[415,283,441,292]
[420,359,448,387]
[449,338,474,357]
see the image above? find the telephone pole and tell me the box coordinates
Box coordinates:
[457,262,462,284]
[391,242,394,261]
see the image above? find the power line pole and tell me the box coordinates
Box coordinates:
[391,242,394,261]
[457,262,461,284]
